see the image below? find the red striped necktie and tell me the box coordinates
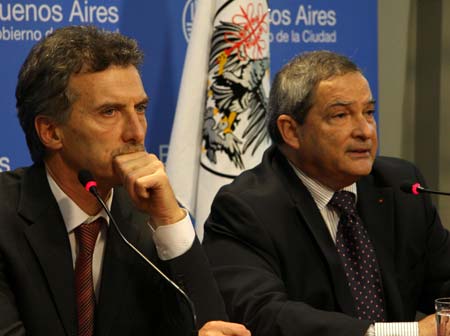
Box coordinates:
[74,217,104,336]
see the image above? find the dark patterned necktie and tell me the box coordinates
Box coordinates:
[329,191,386,322]
[74,217,104,336]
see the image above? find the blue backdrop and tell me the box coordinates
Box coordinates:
[0,0,377,172]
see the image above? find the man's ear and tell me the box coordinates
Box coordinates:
[34,116,63,150]
[276,114,301,149]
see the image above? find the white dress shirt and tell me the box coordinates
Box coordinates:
[289,162,419,336]
[46,170,195,299]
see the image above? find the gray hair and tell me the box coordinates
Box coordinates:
[16,25,144,163]
[267,50,360,144]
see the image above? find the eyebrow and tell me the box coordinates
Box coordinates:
[326,99,376,109]
[136,97,150,106]
[95,97,149,111]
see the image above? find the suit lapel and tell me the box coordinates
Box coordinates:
[357,176,403,320]
[19,164,76,336]
[271,149,356,316]
[95,188,145,336]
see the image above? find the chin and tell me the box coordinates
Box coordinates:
[351,157,374,171]
[352,167,373,178]
[342,165,373,180]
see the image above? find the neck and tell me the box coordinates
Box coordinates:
[279,145,355,191]
[45,157,112,215]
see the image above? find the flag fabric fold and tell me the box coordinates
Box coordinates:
[167,0,271,239]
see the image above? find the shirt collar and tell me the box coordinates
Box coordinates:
[46,169,113,233]
[288,161,357,210]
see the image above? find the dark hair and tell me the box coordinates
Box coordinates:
[267,50,360,144]
[16,25,144,163]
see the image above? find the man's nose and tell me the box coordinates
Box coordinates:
[352,114,376,139]
[123,112,146,144]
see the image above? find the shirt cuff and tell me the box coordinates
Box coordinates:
[366,324,375,336]
[374,322,419,336]
[151,210,195,260]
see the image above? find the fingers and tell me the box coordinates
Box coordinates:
[113,151,157,181]
[113,151,165,199]
[112,151,184,225]
[438,313,450,336]
[418,314,438,336]
[199,321,251,336]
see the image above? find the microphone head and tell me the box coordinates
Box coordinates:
[78,169,97,193]
[400,181,421,195]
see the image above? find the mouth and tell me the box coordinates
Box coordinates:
[347,148,372,158]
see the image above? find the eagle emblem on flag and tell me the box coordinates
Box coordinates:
[202,2,270,173]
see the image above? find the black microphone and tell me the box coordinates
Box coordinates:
[400,181,450,196]
[77,169,198,333]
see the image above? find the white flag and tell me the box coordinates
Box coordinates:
[167,0,271,240]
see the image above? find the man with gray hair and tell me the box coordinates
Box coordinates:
[0,25,250,336]
[203,50,450,336]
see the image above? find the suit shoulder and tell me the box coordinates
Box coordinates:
[213,159,292,215]
[371,156,422,186]
[373,156,418,173]
[217,161,277,197]
[0,167,27,190]
[374,156,415,168]
[0,167,29,233]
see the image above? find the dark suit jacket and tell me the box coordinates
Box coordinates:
[203,145,450,336]
[0,163,227,336]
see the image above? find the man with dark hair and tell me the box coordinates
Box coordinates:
[203,50,450,336]
[0,25,250,336]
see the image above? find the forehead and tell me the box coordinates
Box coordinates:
[314,72,373,105]
[68,65,146,100]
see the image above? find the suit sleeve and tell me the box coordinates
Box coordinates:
[413,165,450,312]
[203,190,370,336]
[166,237,229,330]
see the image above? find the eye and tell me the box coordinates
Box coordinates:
[102,108,117,117]
[136,103,148,114]
[332,112,348,119]
[365,110,376,119]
